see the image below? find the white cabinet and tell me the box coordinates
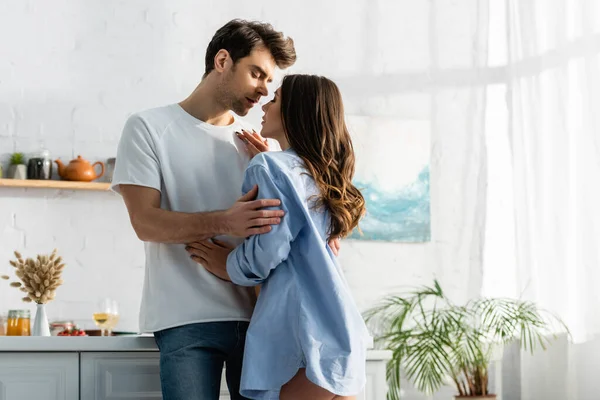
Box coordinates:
[79,353,388,400]
[0,353,78,400]
[79,353,232,400]
[359,358,390,400]
[79,353,252,400]
[0,340,391,400]
[219,369,229,400]
[80,352,162,400]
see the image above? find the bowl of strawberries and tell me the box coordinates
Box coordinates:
[57,326,88,336]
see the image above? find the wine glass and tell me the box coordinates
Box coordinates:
[107,299,119,336]
[93,298,112,336]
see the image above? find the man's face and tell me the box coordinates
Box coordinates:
[218,47,275,116]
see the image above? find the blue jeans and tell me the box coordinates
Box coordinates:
[154,321,250,400]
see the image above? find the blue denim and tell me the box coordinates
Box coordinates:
[154,321,250,400]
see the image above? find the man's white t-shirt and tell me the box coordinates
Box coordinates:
[111,103,279,333]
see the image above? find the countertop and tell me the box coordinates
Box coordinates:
[0,336,392,359]
[0,336,159,352]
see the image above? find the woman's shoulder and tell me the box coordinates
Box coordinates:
[247,151,308,193]
[248,150,302,174]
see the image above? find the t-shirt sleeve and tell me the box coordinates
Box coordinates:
[110,114,162,194]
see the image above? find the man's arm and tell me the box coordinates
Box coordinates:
[120,184,284,244]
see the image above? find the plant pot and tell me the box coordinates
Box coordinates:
[8,164,27,180]
[455,396,497,400]
[32,303,51,336]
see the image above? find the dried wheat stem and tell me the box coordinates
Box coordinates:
[7,249,66,304]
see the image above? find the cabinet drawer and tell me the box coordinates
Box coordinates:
[80,352,162,400]
[80,352,230,399]
[0,353,78,400]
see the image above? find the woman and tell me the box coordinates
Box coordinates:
[189,74,371,400]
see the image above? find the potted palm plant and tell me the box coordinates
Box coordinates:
[365,280,568,400]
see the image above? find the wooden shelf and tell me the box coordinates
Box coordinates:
[0,179,111,191]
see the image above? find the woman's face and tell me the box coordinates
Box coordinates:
[260,88,289,149]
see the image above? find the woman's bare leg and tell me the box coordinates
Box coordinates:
[279,368,356,400]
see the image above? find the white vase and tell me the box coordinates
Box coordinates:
[9,164,27,180]
[32,303,51,336]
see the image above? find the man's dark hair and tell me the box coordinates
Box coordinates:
[204,19,296,77]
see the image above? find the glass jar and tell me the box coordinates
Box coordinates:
[18,310,31,336]
[6,310,18,336]
[0,313,7,336]
[50,320,74,336]
[7,310,30,336]
[26,143,52,180]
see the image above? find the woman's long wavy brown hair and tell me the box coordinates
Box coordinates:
[280,74,366,239]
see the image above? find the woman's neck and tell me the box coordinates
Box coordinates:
[275,134,290,150]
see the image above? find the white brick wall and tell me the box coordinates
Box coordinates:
[0,188,144,331]
[0,2,488,378]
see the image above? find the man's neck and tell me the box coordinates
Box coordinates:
[179,80,234,126]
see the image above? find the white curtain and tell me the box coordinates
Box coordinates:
[508,0,600,344]
[484,0,600,399]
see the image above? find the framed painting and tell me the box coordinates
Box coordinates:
[347,116,430,242]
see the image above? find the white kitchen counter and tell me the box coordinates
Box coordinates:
[0,336,392,360]
[0,336,392,400]
[0,335,159,352]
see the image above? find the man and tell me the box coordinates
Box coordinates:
[110,19,297,400]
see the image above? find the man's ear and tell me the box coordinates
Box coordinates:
[214,49,232,73]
